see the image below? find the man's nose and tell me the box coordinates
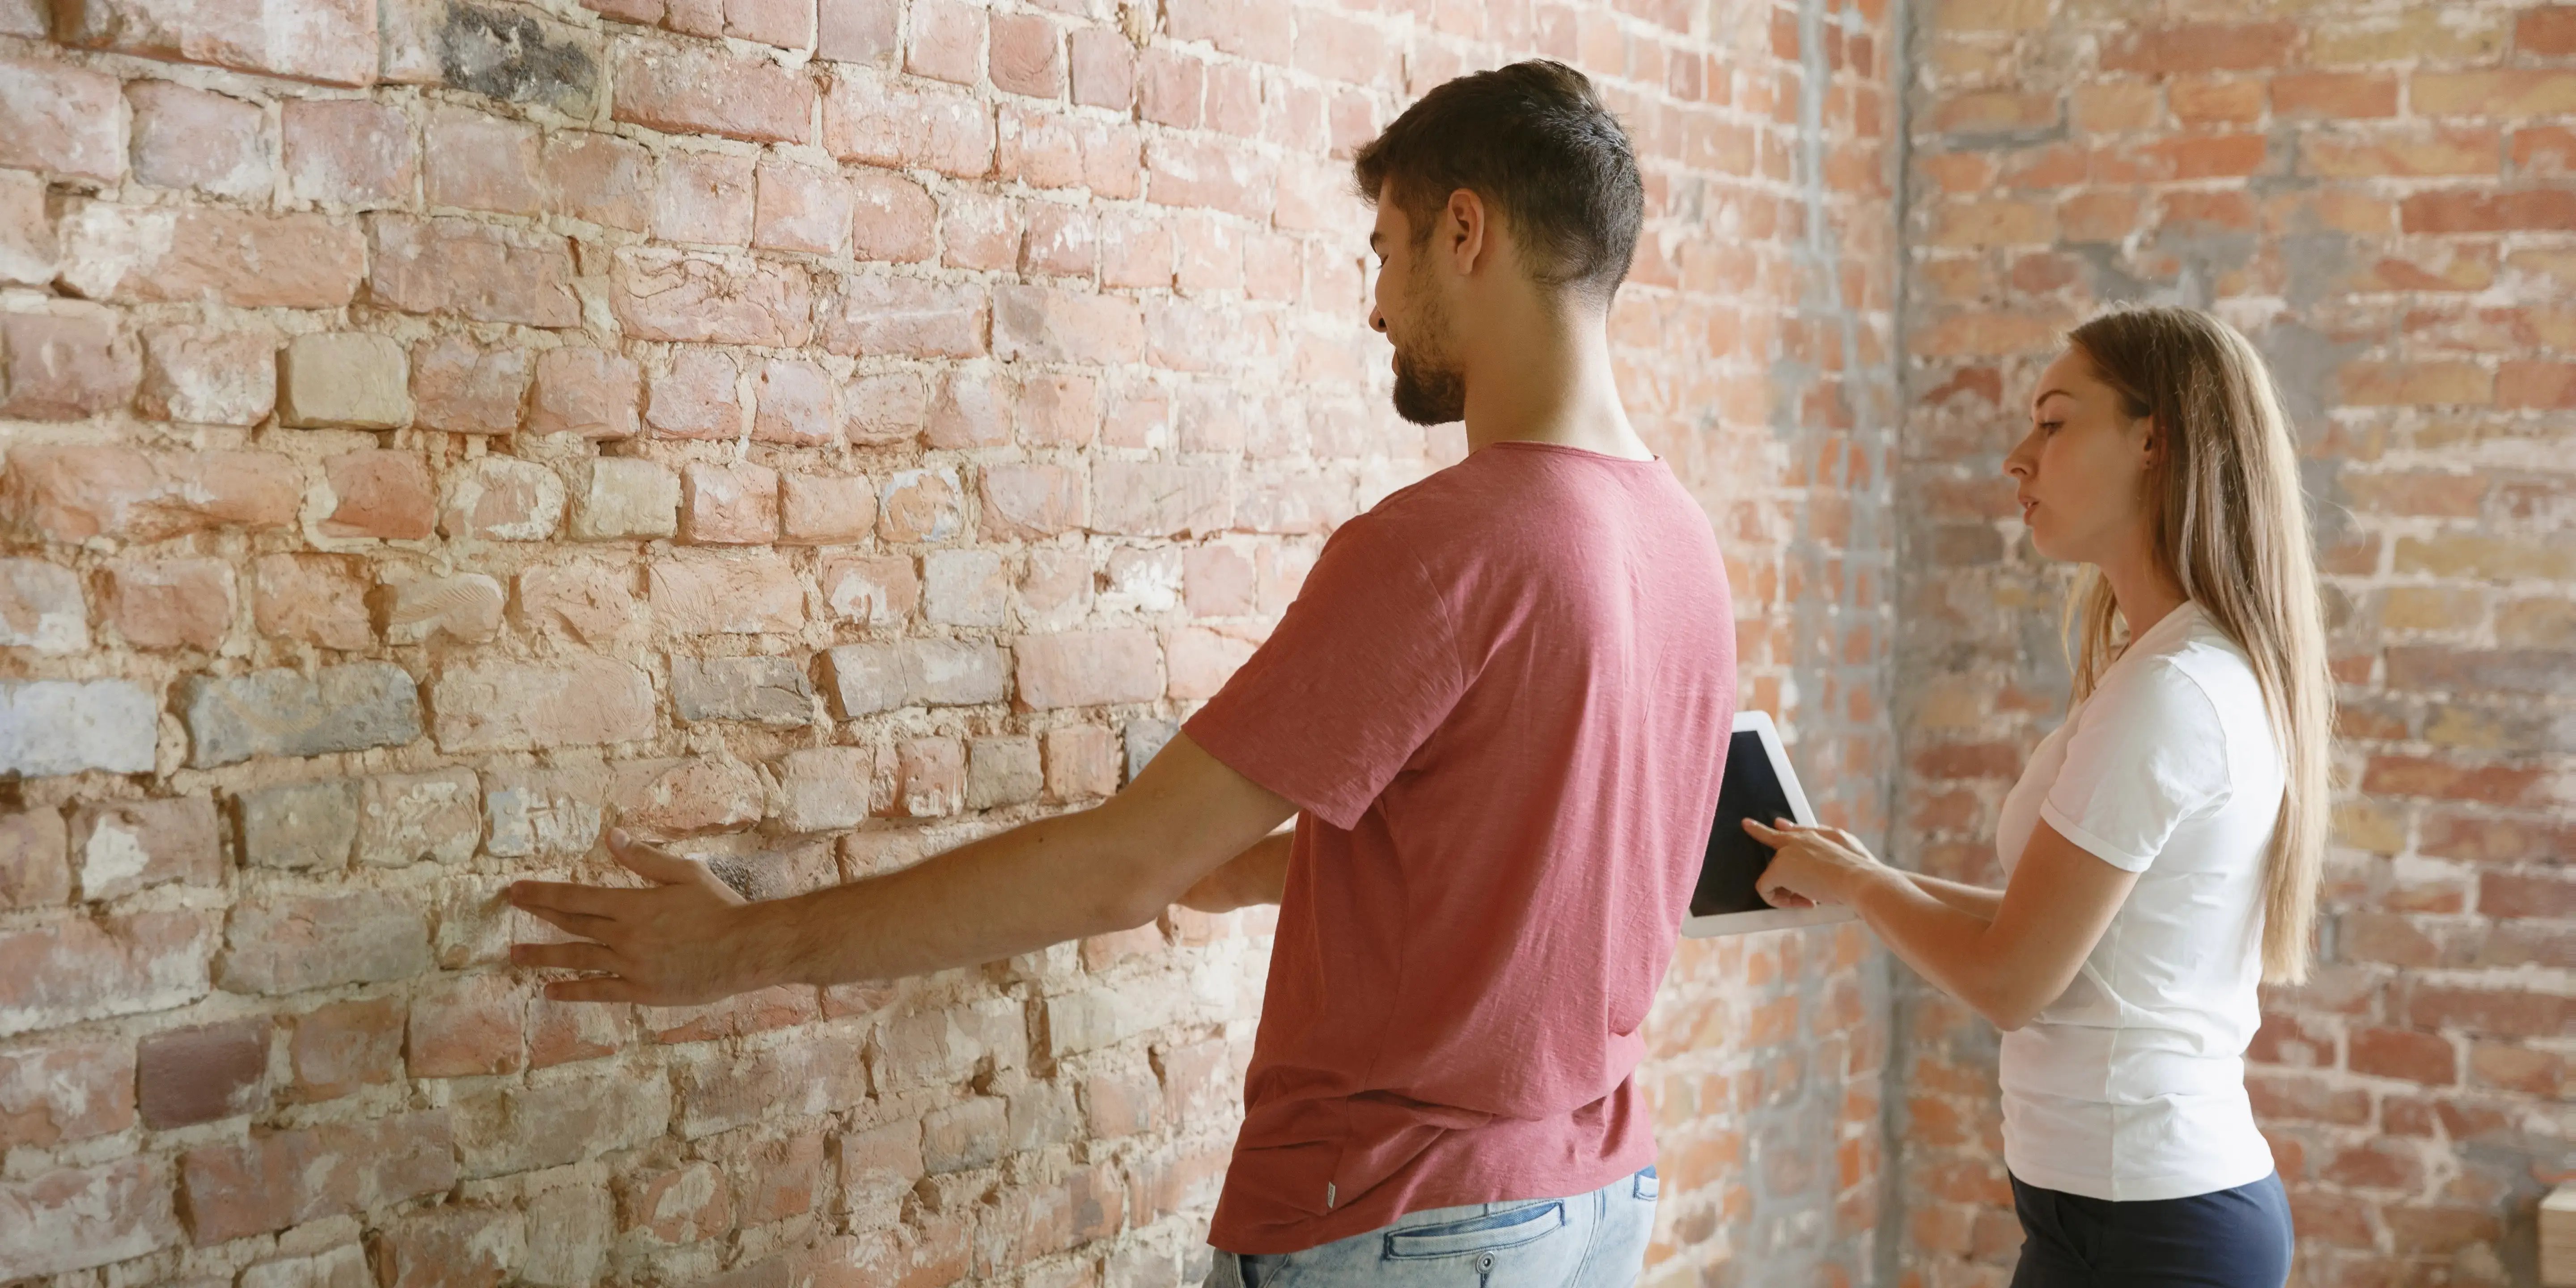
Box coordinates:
[1368,305,1387,334]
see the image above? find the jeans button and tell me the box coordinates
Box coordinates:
[1478,1251,1495,1272]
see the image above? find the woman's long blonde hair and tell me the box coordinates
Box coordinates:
[2059,307,2334,985]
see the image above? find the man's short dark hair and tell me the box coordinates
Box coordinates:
[1352,59,1644,306]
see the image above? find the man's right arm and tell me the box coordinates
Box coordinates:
[1178,831,1292,913]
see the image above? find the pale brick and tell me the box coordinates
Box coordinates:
[780,472,876,544]
[521,1185,614,1287]
[1123,717,1175,780]
[279,332,412,429]
[104,557,232,650]
[753,356,835,445]
[647,347,744,440]
[879,466,965,542]
[254,551,373,650]
[542,130,653,230]
[0,310,140,420]
[1016,630,1162,708]
[369,215,581,327]
[409,974,529,1078]
[178,1111,457,1243]
[180,662,424,768]
[57,0,377,86]
[431,657,657,752]
[0,170,55,286]
[1017,547,1091,629]
[819,553,918,623]
[357,768,478,866]
[1166,625,1255,699]
[670,1030,866,1137]
[822,68,995,177]
[648,553,805,633]
[286,995,403,1103]
[376,1206,526,1288]
[377,572,505,645]
[979,462,1087,539]
[995,285,1146,365]
[0,1038,134,1148]
[321,449,436,539]
[235,780,358,871]
[821,273,985,358]
[610,246,814,347]
[0,558,87,653]
[682,461,781,545]
[0,808,70,910]
[672,655,815,725]
[452,1071,672,1177]
[927,366,1012,448]
[1089,460,1233,536]
[0,910,215,1038]
[753,157,853,253]
[571,456,681,540]
[844,369,929,443]
[823,639,1008,715]
[836,1120,923,1222]
[127,80,270,199]
[1183,544,1255,617]
[514,559,638,644]
[651,148,755,246]
[922,1095,1007,1171]
[58,205,365,308]
[411,338,530,435]
[441,455,567,542]
[0,56,124,182]
[614,756,764,835]
[771,745,880,831]
[482,763,609,859]
[924,547,1009,626]
[68,796,219,898]
[0,1158,181,1277]
[966,736,1042,809]
[283,98,417,206]
[2,446,298,543]
[239,1244,370,1288]
[820,0,898,64]
[0,679,158,777]
[530,347,643,439]
[849,166,939,261]
[219,889,433,994]
[137,324,276,425]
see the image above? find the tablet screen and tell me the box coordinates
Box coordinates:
[1691,727,1799,917]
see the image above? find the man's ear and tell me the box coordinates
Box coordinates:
[1445,188,1486,275]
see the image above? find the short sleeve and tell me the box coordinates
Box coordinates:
[1181,517,1466,830]
[2037,658,2234,873]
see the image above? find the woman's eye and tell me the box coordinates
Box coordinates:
[2038,420,2062,433]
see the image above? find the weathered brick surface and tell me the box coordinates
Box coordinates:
[0,0,1908,1283]
[1892,3,2576,1285]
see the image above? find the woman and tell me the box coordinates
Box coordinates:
[1749,306,2330,1287]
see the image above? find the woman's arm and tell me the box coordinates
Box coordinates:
[1747,819,2136,1031]
[1178,831,1292,912]
[1901,872,2004,921]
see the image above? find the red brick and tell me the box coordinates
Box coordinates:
[373,1205,523,1288]
[0,56,125,182]
[2401,188,2576,234]
[543,129,654,229]
[127,80,269,198]
[0,1037,133,1148]
[0,1157,181,1276]
[753,356,834,444]
[610,246,815,347]
[284,98,418,206]
[411,338,530,436]
[137,1017,269,1127]
[63,206,366,307]
[720,0,810,47]
[0,807,69,910]
[2481,869,2576,919]
[780,473,877,545]
[288,995,405,1102]
[2347,1027,2457,1085]
[0,310,140,421]
[823,71,996,177]
[409,974,529,1078]
[1070,27,1134,110]
[907,0,983,83]
[431,657,657,752]
[647,347,744,439]
[2099,22,2297,74]
[0,910,216,1037]
[614,37,815,144]
[1014,629,1161,709]
[182,1111,458,1243]
[0,445,297,545]
[843,370,928,444]
[990,13,1064,98]
[653,148,756,246]
[322,450,436,541]
[2273,71,2398,119]
[425,108,544,214]
[2525,6,2576,55]
[753,157,852,254]
[819,0,897,63]
[530,347,643,438]
[849,165,938,261]
[370,215,582,327]
[2406,984,2571,1038]
[59,0,374,84]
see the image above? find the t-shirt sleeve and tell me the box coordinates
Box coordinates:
[2037,657,2235,873]
[1181,517,1467,830]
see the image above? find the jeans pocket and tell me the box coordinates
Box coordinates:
[1382,1201,1568,1260]
[1632,1166,1659,1202]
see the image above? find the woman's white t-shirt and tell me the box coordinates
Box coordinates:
[1992,600,2285,1203]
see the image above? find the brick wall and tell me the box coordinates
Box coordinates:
[0,0,1899,1284]
[1894,3,2576,1285]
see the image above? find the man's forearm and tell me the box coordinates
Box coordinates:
[740,806,1160,988]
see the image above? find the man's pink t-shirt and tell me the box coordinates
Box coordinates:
[1182,441,1737,1255]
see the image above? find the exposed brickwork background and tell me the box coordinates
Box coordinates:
[1893,3,2576,1286]
[0,0,1900,1285]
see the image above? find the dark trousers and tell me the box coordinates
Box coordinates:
[2008,1172,2294,1288]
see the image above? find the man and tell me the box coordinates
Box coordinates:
[509,59,1735,1288]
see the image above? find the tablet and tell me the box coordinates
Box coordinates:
[1681,710,1855,938]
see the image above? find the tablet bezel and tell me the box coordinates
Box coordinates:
[1680,710,1856,938]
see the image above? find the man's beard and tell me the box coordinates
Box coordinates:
[1390,345,1466,425]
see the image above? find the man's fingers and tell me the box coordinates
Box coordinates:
[508,880,627,918]
[514,902,614,939]
[512,941,621,973]
[544,976,644,1004]
[608,828,703,885]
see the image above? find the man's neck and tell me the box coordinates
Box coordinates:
[1456,309,1652,460]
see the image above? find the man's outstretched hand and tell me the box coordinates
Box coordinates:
[508,829,768,1005]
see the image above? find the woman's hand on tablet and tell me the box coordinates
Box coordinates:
[1742,817,1885,908]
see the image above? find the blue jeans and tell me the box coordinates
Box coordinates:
[2009,1172,2294,1287]
[1204,1166,1659,1288]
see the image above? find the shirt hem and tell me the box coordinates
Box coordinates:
[2003,1152,2278,1204]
